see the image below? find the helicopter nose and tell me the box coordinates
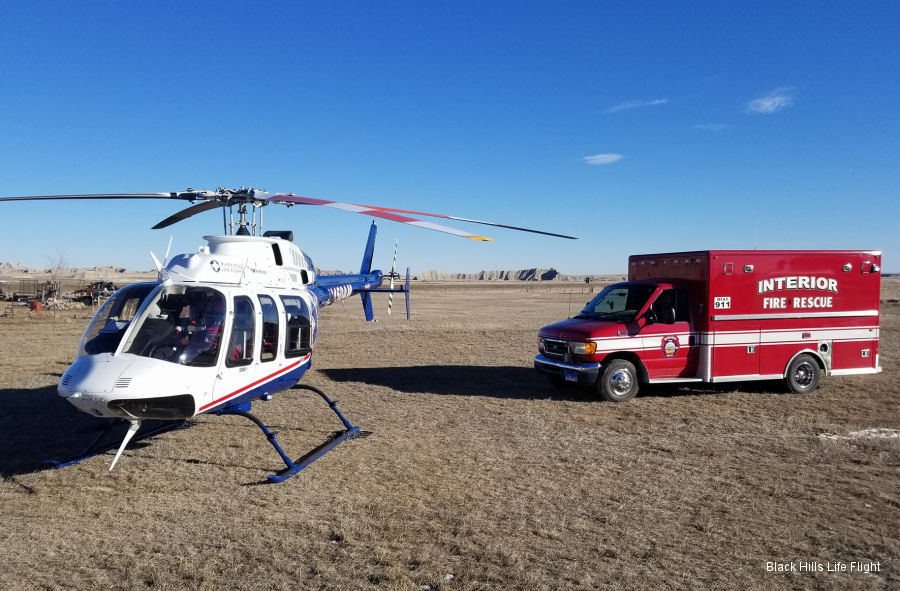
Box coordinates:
[58,354,134,418]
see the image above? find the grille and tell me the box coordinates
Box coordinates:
[114,378,132,389]
[542,339,570,360]
[60,374,73,386]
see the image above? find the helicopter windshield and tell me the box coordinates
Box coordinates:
[576,283,657,323]
[122,285,227,367]
[79,282,157,357]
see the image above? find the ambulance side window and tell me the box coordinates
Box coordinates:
[226,296,255,367]
[652,289,690,324]
[674,289,690,322]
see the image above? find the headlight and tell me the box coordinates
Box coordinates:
[572,342,597,355]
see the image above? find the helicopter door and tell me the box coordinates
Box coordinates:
[211,295,259,409]
[257,294,280,363]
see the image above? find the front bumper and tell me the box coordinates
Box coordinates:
[534,354,601,385]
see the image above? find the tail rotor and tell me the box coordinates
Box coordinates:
[388,239,398,316]
[384,238,410,320]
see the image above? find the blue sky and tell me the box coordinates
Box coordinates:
[1,1,897,274]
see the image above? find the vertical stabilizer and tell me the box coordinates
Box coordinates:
[360,222,377,321]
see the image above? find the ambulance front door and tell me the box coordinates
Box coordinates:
[640,287,700,378]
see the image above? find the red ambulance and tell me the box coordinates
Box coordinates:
[535,250,882,401]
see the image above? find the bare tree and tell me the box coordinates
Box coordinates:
[45,253,68,302]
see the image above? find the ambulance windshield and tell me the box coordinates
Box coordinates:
[577,283,656,322]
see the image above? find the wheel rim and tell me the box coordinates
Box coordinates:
[793,362,815,388]
[610,369,633,395]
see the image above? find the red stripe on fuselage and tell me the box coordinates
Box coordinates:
[198,355,310,413]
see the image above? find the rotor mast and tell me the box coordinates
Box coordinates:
[209,187,268,236]
[229,201,261,236]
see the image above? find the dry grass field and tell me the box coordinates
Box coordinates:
[1,279,897,590]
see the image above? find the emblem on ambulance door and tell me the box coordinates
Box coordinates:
[661,336,679,358]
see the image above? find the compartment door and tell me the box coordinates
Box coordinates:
[711,325,760,379]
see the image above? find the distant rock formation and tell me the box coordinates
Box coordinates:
[2,261,621,283]
[415,268,618,282]
[0,262,34,273]
[88,265,129,274]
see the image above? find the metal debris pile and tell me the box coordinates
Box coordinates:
[43,298,88,311]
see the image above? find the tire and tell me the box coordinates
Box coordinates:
[597,359,639,402]
[785,354,821,394]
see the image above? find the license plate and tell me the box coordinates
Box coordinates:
[564,370,578,382]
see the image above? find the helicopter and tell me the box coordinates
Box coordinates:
[0,187,576,482]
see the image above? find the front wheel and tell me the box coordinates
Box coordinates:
[597,359,639,402]
[785,354,821,394]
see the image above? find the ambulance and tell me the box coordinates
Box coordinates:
[534,250,882,401]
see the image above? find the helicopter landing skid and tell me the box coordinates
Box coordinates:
[224,384,361,483]
[45,419,191,469]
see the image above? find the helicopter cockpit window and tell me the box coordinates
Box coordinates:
[258,295,279,362]
[280,295,312,357]
[122,286,227,367]
[226,296,256,367]
[79,282,157,357]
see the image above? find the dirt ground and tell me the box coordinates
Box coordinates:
[0,279,897,590]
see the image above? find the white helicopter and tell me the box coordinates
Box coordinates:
[1,187,575,482]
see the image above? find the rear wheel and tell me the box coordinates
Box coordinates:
[785,354,821,394]
[597,359,639,402]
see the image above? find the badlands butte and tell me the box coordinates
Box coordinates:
[0,261,620,295]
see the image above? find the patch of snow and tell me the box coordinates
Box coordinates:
[818,428,900,441]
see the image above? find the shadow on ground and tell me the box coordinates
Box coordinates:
[0,386,181,478]
[320,365,787,401]
[321,365,568,398]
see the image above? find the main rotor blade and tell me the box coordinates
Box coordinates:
[1,189,578,240]
[265,194,577,240]
[368,205,579,239]
[153,200,225,229]
[0,192,178,202]
[266,194,493,241]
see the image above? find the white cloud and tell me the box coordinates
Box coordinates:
[604,98,669,114]
[583,153,623,165]
[746,87,796,114]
